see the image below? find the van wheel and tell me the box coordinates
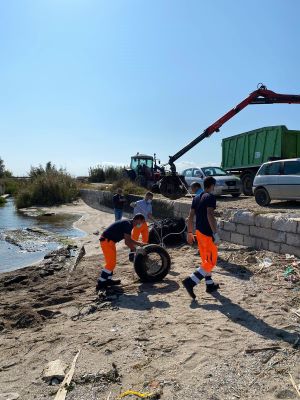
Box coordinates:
[134,245,171,282]
[255,188,271,206]
[241,173,255,196]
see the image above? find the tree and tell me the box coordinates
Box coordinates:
[0,157,5,178]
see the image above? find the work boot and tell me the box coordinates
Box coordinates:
[206,283,220,293]
[96,280,108,292]
[106,278,121,286]
[182,277,197,300]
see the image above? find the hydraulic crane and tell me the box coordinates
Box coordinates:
[159,84,300,199]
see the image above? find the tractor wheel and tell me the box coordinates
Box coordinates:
[134,245,171,282]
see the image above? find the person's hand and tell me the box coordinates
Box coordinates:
[213,232,221,245]
[130,202,136,208]
[187,232,195,245]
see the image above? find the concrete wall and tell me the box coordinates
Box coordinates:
[80,189,300,257]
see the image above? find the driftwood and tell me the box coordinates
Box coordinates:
[54,350,80,400]
[289,372,300,398]
[245,346,281,354]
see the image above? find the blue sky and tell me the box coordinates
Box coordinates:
[0,0,300,176]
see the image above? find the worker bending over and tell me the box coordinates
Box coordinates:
[96,213,146,291]
[183,176,221,300]
[130,192,153,244]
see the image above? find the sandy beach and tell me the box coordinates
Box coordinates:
[0,200,299,400]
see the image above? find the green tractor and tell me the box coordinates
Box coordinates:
[124,153,164,190]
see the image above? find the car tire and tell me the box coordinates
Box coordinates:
[241,173,255,196]
[255,188,271,207]
[134,244,171,282]
[231,193,241,198]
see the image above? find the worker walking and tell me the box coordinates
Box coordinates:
[191,181,203,196]
[130,192,153,244]
[96,213,146,291]
[113,188,126,221]
[183,176,220,300]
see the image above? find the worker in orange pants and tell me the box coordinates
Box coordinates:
[183,176,221,300]
[96,214,146,291]
[130,192,154,244]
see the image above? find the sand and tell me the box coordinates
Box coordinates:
[0,200,299,400]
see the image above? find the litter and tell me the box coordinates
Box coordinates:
[117,390,157,399]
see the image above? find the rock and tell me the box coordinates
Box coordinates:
[245,255,257,264]
[0,393,20,400]
[3,275,28,287]
[42,359,68,383]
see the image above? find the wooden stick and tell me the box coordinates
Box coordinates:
[289,373,300,398]
[54,350,80,400]
[245,346,281,354]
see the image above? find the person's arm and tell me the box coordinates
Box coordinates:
[124,233,145,250]
[187,208,195,244]
[207,207,220,244]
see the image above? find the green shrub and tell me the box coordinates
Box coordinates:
[2,178,21,195]
[0,197,6,206]
[110,179,147,196]
[15,163,79,209]
[88,165,124,183]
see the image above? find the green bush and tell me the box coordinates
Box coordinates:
[15,163,79,209]
[110,179,147,196]
[88,165,124,183]
[0,196,6,206]
[2,178,21,195]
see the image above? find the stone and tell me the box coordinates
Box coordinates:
[236,224,250,235]
[272,217,298,233]
[42,359,68,383]
[0,394,20,400]
[231,232,244,245]
[249,226,286,243]
[219,230,231,242]
[232,211,255,226]
[223,221,236,232]
[286,232,300,247]
[255,214,274,229]
[3,275,28,287]
[268,241,281,254]
[280,244,300,258]
[243,235,256,248]
[255,238,269,250]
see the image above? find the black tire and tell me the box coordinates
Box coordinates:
[134,244,171,282]
[241,173,255,196]
[255,188,271,206]
[151,183,160,194]
[231,193,241,198]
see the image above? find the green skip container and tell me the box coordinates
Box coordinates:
[221,125,300,195]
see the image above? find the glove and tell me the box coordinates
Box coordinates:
[129,252,135,262]
[213,232,221,245]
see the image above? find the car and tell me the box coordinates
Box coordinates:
[253,158,300,206]
[181,166,242,197]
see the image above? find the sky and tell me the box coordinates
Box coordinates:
[0,0,300,176]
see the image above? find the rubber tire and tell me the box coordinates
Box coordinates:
[134,244,171,283]
[231,193,241,198]
[255,188,271,207]
[241,173,255,196]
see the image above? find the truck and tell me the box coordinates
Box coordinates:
[221,125,300,195]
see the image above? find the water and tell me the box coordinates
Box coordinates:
[0,198,85,273]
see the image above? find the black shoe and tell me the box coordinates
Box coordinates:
[96,280,108,291]
[106,279,121,286]
[182,277,196,300]
[206,283,220,293]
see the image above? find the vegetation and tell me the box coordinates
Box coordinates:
[0,157,13,178]
[0,196,6,206]
[88,165,124,183]
[15,162,79,209]
[110,179,147,195]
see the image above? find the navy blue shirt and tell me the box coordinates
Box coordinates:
[191,192,216,237]
[113,194,125,209]
[102,219,133,243]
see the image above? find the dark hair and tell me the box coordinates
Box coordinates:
[133,213,145,221]
[145,191,153,197]
[204,176,216,189]
[191,182,201,190]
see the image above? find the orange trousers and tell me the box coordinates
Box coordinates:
[132,222,149,243]
[195,230,218,273]
[100,239,117,272]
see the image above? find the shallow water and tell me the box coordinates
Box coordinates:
[0,198,85,273]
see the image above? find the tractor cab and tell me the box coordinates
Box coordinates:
[130,154,154,173]
[125,153,162,188]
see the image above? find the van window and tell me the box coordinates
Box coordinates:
[283,161,300,175]
[184,169,193,177]
[266,162,281,175]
